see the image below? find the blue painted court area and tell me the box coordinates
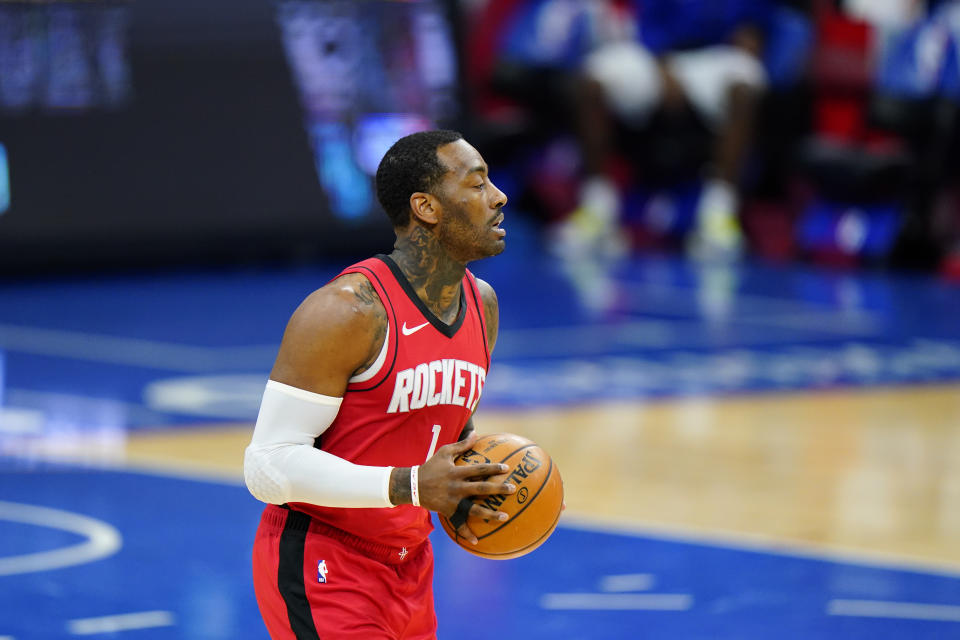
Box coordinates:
[1,468,958,639]
[0,468,264,639]
[1,242,959,427]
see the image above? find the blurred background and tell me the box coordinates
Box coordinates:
[2,0,960,276]
[1,1,960,639]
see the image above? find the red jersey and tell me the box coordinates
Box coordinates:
[288,255,491,549]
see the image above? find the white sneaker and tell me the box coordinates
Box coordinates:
[550,205,629,259]
[687,179,745,262]
[687,210,745,262]
[549,176,629,258]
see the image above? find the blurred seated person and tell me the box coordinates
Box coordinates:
[552,0,805,260]
[882,0,960,277]
[832,0,960,274]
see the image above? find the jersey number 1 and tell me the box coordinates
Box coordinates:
[425,424,441,461]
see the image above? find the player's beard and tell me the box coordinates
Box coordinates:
[436,200,504,263]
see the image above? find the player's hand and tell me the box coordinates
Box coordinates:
[418,432,516,545]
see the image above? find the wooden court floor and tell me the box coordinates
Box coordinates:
[118,382,960,573]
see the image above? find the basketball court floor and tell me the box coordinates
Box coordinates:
[1,219,959,639]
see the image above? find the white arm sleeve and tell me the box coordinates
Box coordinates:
[243,380,394,508]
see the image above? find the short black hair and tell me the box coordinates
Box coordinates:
[375,129,464,228]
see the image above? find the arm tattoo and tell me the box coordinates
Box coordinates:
[388,467,412,506]
[352,277,388,373]
[352,277,380,307]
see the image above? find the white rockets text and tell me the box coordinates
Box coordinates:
[387,359,486,414]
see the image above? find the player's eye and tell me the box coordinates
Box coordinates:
[473,183,485,190]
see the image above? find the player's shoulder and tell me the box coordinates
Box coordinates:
[473,275,497,301]
[289,272,386,340]
[472,277,499,351]
[271,272,388,390]
[473,277,498,313]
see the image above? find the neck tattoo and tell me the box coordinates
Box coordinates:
[391,226,464,323]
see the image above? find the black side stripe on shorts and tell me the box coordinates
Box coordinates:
[278,508,321,640]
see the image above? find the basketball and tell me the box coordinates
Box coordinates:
[438,433,563,560]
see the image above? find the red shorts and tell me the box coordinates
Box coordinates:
[252,504,436,640]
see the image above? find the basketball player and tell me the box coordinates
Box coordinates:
[244,130,514,639]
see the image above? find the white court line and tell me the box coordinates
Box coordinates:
[0,501,122,576]
[827,599,960,622]
[599,573,656,592]
[5,388,163,424]
[1,635,15,639]
[0,407,45,434]
[0,324,275,372]
[540,593,692,611]
[619,279,884,319]
[67,611,175,635]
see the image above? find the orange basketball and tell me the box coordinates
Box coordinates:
[438,433,563,560]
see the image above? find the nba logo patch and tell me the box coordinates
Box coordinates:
[317,560,328,583]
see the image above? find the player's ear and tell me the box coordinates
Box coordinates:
[410,192,441,226]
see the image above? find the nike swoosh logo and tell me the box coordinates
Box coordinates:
[401,321,430,336]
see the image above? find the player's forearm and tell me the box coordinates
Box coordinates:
[244,380,395,508]
[245,442,393,508]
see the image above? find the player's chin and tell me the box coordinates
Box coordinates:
[470,235,505,260]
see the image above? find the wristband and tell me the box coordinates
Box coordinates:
[410,465,420,507]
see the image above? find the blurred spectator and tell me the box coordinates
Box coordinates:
[563,1,817,260]
[464,0,812,261]
[887,0,960,278]
[562,1,772,260]
[463,0,960,278]
[933,0,960,278]
[795,0,960,276]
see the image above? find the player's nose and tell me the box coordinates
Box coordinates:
[489,180,507,210]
